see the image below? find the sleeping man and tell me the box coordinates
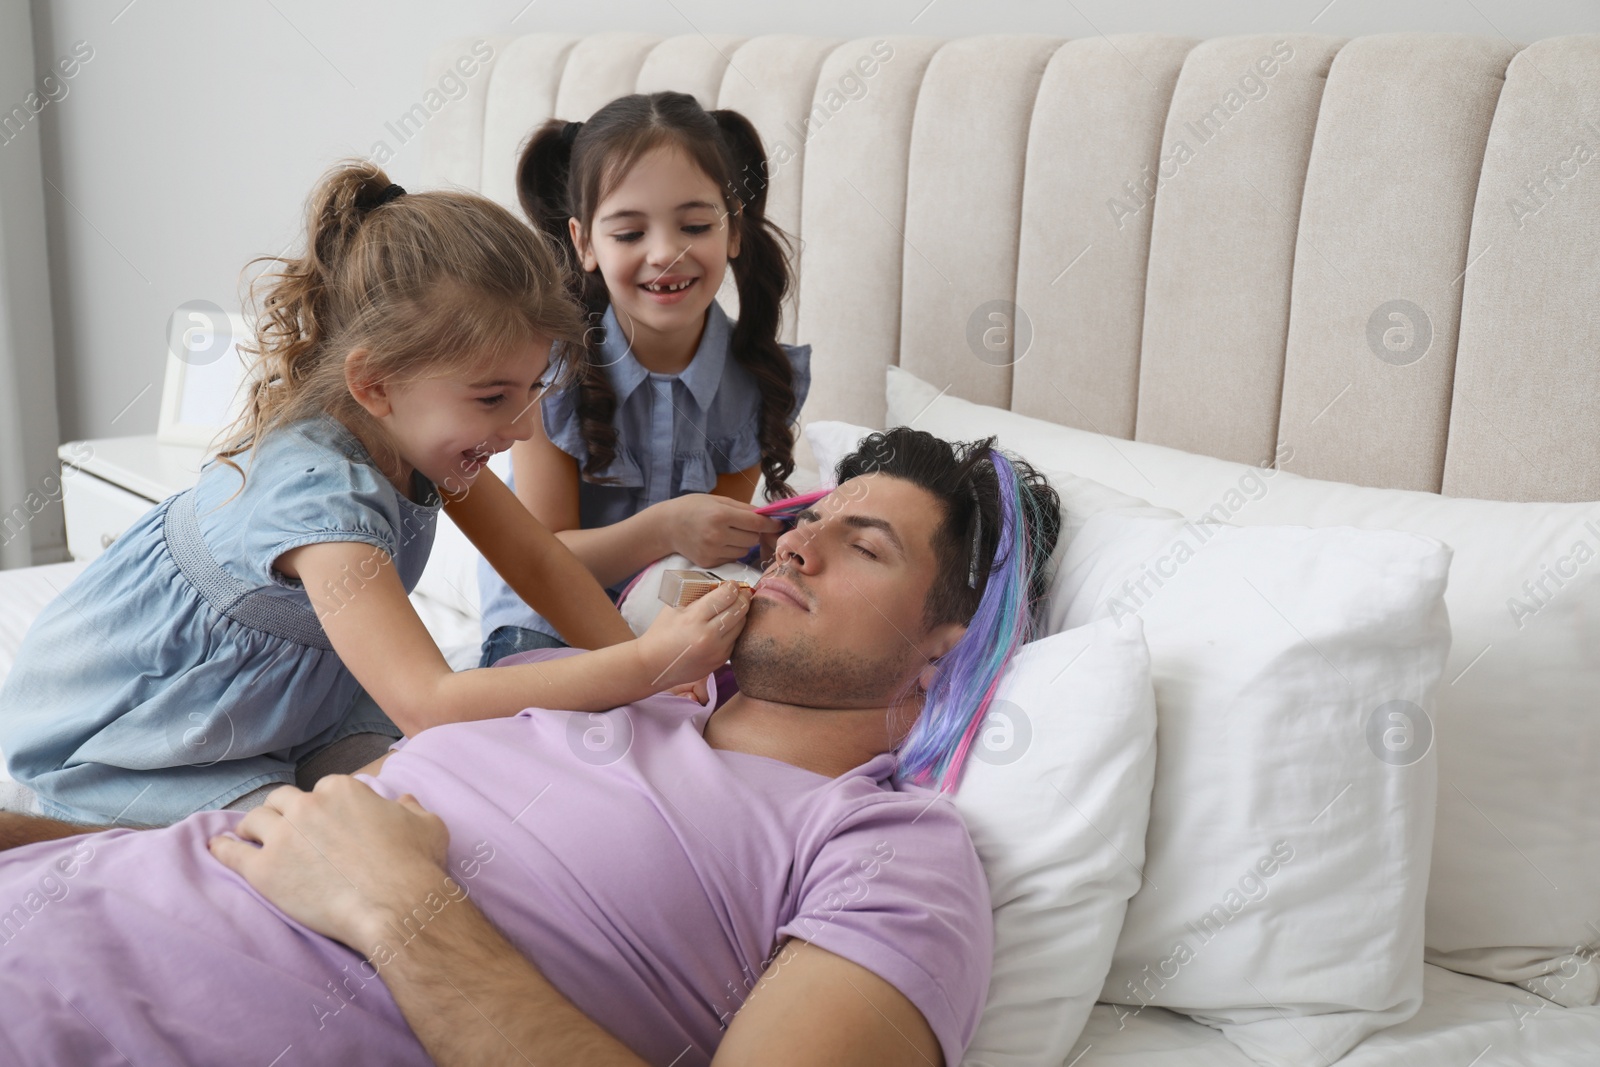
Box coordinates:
[0,427,1060,1067]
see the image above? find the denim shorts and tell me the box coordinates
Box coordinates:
[479,625,568,668]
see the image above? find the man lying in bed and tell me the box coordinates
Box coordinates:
[0,427,1060,1067]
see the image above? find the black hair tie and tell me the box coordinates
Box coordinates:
[372,183,406,208]
[561,121,582,147]
[967,485,984,590]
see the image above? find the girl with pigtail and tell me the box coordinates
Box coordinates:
[476,91,812,665]
[0,162,751,828]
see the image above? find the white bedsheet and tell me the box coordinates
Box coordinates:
[0,561,89,686]
[0,561,93,786]
[1066,963,1600,1066]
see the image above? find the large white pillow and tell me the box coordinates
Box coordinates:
[411,507,480,619]
[1058,510,1452,1066]
[887,365,1600,999]
[953,617,1157,1066]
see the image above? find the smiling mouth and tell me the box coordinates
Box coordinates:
[641,278,696,293]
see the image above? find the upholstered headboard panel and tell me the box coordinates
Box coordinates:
[421,32,1600,503]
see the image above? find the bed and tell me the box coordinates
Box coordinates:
[3,26,1598,1067]
[410,27,1600,1067]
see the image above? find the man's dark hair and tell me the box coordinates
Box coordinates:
[835,427,1062,630]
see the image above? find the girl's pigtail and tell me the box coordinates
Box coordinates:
[517,120,620,481]
[711,108,798,501]
[516,121,584,288]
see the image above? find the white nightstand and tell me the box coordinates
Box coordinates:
[57,436,209,562]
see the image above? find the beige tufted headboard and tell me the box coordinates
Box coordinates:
[421,32,1600,503]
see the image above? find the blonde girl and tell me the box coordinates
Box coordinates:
[0,162,748,827]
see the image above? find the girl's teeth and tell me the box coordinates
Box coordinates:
[646,279,693,292]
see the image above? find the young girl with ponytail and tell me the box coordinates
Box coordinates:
[476,91,811,665]
[0,162,750,827]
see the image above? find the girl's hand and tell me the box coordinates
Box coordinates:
[660,495,783,569]
[635,582,752,692]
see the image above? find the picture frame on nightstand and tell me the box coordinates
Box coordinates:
[156,307,255,448]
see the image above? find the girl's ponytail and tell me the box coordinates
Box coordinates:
[219,158,586,481]
[228,163,405,467]
[516,120,621,480]
[252,164,400,419]
[711,109,799,501]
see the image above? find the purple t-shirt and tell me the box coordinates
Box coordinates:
[0,651,992,1066]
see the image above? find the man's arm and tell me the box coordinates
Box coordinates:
[713,939,943,1066]
[208,778,942,1067]
[353,863,648,1066]
[0,812,101,850]
[208,777,645,1065]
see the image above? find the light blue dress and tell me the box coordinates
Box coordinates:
[0,416,437,826]
[476,301,811,654]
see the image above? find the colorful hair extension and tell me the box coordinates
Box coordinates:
[895,450,1047,793]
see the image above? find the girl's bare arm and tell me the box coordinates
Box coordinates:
[276,540,749,736]
[443,469,633,650]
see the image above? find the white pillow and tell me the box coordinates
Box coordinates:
[953,617,1158,1066]
[802,419,866,488]
[1057,510,1452,1066]
[887,365,1600,998]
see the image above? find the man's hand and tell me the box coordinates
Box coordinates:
[215,779,653,1067]
[207,777,452,950]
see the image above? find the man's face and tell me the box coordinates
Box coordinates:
[731,473,965,711]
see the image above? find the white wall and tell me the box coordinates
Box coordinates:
[2,1,63,565]
[29,0,1600,444]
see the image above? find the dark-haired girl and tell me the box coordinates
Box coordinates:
[477,92,812,665]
